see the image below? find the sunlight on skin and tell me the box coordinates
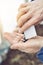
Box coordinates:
[0,0,24,33]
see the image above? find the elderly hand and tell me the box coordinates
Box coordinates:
[4,32,43,53]
[4,32,24,45]
[17,0,43,33]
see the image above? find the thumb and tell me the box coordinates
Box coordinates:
[10,41,24,49]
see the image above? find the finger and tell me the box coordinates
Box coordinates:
[10,40,34,50]
[17,6,41,27]
[13,29,24,38]
[10,41,24,49]
[22,48,40,53]
[12,32,18,39]
[20,13,41,33]
[16,33,24,38]
[25,37,43,49]
[17,10,34,27]
[13,27,20,33]
[4,32,14,44]
[17,6,30,21]
[18,3,29,10]
[10,43,39,53]
[10,38,40,52]
[4,32,20,45]
[10,36,43,53]
[13,33,24,42]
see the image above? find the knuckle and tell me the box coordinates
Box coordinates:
[20,9,25,13]
[21,17,25,23]
[20,4,24,7]
[20,16,24,22]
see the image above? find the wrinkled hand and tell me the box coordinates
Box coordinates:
[17,0,43,33]
[4,32,43,53]
[4,32,24,45]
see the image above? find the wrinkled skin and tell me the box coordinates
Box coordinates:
[17,0,43,33]
[4,32,43,53]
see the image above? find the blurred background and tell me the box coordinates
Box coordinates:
[0,0,25,33]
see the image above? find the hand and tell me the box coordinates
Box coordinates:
[17,0,43,33]
[4,33,43,53]
[4,32,24,45]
